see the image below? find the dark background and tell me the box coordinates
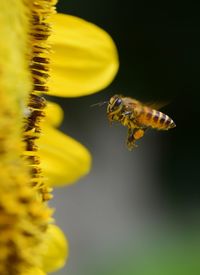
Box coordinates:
[52,1,200,274]
[56,0,200,207]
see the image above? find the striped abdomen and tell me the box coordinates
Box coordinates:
[137,107,176,130]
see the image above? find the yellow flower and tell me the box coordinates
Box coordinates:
[0,0,118,275]
[38,101,92,187]
[49,13,119,97]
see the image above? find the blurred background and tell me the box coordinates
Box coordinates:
[51,1,200,274]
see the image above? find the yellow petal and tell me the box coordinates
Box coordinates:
[21,267,46,275]
[37,125,91,186]
[45,101,64,127]
[49,13,119,97]
[41,224,69,273]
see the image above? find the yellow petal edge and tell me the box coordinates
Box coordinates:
[45,101,64,127]
[49,13,119,97]
[38,124,91,187]
[21,268,46,275]
[41,224,69,273]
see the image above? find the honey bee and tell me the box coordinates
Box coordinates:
[107,95,176,150]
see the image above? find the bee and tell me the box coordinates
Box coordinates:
[107,94,176,150]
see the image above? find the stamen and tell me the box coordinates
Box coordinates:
[23,0,56,202]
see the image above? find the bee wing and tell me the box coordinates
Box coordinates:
[143,100,170,110]
[123,97,141,109]
[122,97,170,111]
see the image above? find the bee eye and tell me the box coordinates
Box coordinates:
[108,96,123,113]
[114,98,122,107]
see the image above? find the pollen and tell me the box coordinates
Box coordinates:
[134,129,145,140]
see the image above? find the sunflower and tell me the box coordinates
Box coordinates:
[0,1,119,274]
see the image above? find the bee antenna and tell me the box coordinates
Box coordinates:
[90,101,108,107]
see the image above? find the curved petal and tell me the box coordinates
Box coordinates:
[21,268,46,275]
[41,224,69,273]
[37,125,91,187]
[45,101,64,127]
[49,13,119,97]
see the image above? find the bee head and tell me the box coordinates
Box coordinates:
[107,95,123,118]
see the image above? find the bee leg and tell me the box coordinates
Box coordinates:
[126,128,146,150]
[107,114,114,123]
[121,111,133,127]
[123,111,132,116]
[126,128,137,150]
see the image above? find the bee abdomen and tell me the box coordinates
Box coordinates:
[137,107,153,126]
[153,110,175,130]
[138,108,175,130]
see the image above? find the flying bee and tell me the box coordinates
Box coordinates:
[107,94,176,150]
